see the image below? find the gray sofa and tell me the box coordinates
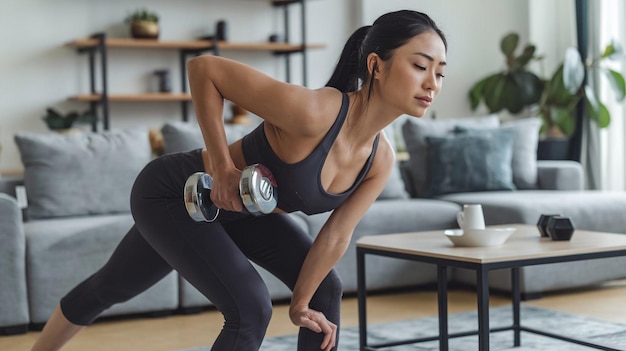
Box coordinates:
[2,117,626,336]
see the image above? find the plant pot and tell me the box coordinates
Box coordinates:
[537,138,570,160]
[130,21,159,39]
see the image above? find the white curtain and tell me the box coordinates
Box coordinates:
[599,0,626,190]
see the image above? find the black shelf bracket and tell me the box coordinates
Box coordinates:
[274,0,308,86]
[74,32,109,131]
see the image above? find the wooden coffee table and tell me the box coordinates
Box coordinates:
[356,224,626,351]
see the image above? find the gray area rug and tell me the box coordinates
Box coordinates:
[180,305,626,350]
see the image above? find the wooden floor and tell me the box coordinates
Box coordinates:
[3,280,626,351]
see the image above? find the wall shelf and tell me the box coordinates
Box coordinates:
[67,0,321,131]
[68,93,193,102]
[66,38,323,52]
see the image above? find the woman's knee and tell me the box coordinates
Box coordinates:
[318,270,343,300]
[223,294,273,339]
[242,298,273,330]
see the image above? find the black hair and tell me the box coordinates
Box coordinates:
[325,10,447,98]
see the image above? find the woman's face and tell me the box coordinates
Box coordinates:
[376,31,447,118]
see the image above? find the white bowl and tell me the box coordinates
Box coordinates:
[444,227,516,247]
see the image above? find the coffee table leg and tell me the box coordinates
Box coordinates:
[437,264,449,351]
[511,267,521,346]
[357,248,367,350]
[477,267,490,351]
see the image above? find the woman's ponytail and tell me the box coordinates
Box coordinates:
[325,26,371,93]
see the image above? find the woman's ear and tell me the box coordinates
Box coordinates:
[366,53,381,78]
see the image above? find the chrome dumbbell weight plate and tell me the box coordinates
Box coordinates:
[239,164,278,216]
[184,172,220,222]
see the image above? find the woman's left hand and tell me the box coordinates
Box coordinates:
[289,304,337,351]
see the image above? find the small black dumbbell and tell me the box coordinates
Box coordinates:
[546,216,575,241]
[536,214,562,237]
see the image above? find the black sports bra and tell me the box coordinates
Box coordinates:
[241,93,380,215]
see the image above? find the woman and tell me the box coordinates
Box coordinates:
[31,9,447,351]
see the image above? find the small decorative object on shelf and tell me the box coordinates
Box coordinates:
[125,8,160,39]
[148,129,165,156]
[229,104,251,125]
[42,108,96,133]
[268,34,283,43]
[153,69,171,93]
[216,20,228,41]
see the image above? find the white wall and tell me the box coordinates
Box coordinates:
[528,0,577,77]
[0,0,556,170]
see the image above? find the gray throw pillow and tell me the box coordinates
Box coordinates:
[426,128,516,197]
[161,120,256,154]
[14,129,152,219]
[401,115,500,198]
[378,124,409,200]
[500,117,542,189]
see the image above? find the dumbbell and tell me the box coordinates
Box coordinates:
[184,164,278,222]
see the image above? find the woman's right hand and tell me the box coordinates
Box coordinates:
[209,165,243,212]
[289,305,337,351]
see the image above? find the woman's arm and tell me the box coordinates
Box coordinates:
[289,135,396,350]
[187,55,339,138]
[186,55,340,211]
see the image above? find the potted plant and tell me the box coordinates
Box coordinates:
[125,8,160,39]
[469,33,544,116]
[42,108,97,133]
[469,32,625,159]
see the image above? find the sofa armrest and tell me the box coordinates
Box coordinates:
[536,160,584,191]
[0,193,29,330]
[0,175,24,198]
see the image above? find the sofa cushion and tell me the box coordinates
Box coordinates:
[23,214,178,323]
[14,129,152,219]
[378,124,410,199]
[426,128,516,197]
[500,117,542,189]
[161,120,254,154]
[401,114,500,197]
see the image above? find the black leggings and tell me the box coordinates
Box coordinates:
[60,149,343,351]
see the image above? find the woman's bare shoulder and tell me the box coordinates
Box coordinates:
[267,87,345,137]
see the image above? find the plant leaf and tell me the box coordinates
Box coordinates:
[469,76,489,110]
[602,41,623,60]
[515,45,536,68]
[562,47,584,94]
[596,102,611,128]
[483,75,506,113]
[585,85,600,116]
[553,107,576,136]
[502,76,524,114]
[511,70,543,105]
[77,110,98,124]
[545,65,576,106]
[604,68,626,101]
[585,89,611,128]
[500,33,519,57]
